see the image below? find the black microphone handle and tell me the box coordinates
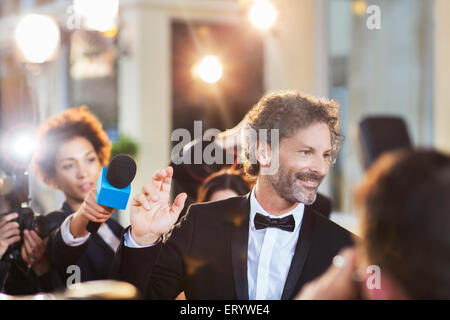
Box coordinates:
[86,221,101,233]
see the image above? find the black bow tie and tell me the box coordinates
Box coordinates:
[253,212,295,232]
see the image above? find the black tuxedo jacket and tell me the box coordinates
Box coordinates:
[112,194,355,299]
[47,202,124,286]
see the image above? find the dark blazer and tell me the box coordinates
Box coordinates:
[47,202,124,286]
[112,193,355,300]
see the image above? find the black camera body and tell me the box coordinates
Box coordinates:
[0,163,59,263]
[0,207,58,262]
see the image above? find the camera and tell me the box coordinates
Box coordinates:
[0,207,58,262]
[0,155,59,263]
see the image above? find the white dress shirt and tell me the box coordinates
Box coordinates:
[123,228,161,248]
[247,189,304,300]
[124,188,304,300]
[61,214,121,252]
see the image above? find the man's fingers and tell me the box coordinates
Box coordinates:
[165,166,173,177]
[161,166,174,194]
[142,167,173,202]
[170,193,187,217]
[150,169,167,191]
[153,168,167,180]
[142,183,160,202]
[132,193,151,211]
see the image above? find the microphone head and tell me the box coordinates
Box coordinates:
[106,154,137,189]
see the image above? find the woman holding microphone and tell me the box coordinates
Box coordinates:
[33,106,123,287]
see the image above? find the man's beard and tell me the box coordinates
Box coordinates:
[268,165,323,205]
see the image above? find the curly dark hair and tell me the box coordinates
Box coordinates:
[241,90,342,180]
[32,106,111,187]
[354,149,450,299]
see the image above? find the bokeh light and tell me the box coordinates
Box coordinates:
[249,0,277,30]
[15,14,60,63]
[195,56,223,84]
[73,0,119,32]
[1,124,37,169]
[352,0,368,16]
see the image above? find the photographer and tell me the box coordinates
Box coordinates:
[0,197,60,295]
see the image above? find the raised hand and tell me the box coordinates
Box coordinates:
[130,166,187,246]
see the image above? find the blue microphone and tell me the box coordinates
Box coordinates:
[86,154,137,233]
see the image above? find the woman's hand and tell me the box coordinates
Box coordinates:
[70,188,114,238]
[130,166,187,246]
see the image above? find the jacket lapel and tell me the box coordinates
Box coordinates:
[281,205,315,300]
[230,193,251,300]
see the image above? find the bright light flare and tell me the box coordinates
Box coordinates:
[195,56,223,84]
[249,0,277,30]
[1,125,37,168]
[11,133,36,161]
[74,0,119,32]
[15,14,60,63]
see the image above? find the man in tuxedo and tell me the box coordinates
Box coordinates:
[111,90,355,299]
